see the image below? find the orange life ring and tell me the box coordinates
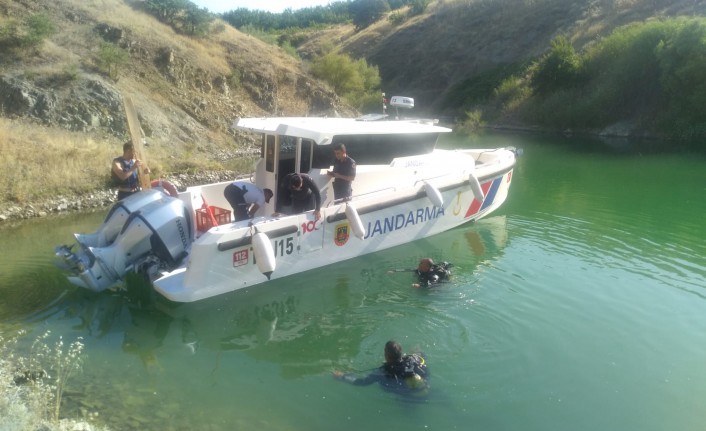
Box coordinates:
[150,179,179,198]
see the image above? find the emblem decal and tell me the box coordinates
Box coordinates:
[334,223,350,246]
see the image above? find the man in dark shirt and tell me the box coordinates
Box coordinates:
[333,340,429,394]
[285,173,322,220]
[111,142,145,200]
[327,143,356,201]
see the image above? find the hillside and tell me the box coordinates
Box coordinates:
[0,0,352,166]
[299,0,705,116]
[1,0,705,217]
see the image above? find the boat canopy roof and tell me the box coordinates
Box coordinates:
[233,117,452,146]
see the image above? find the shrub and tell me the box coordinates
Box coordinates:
[388,12,406,25]
[494,75,531,113]
[530,36,581,95]
[0,331,99,429]
[0,13,56,52]
[310,50,381,106]
[409,0,432,15]
[456,110,485,134]
[23,13,55,47]
[97,42,129,80]
[228,68,241,89]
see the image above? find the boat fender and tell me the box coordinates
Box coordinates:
[424,182,444,208]
[345,204,366,240]
[468,174,485,203]
[252,231,276,280]
[150,179,178,198]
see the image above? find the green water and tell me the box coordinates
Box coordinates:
[1,132,705,431]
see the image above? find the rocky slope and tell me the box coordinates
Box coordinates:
[1,0,705,224]
[0,0,354,158]
[0,0,356,224]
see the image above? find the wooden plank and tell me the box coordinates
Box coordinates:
[123,96,151,190]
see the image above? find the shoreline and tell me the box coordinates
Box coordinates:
[0,170,238,226]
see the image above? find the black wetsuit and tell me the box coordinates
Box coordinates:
[339,354,429,393]
[416,262,451,287]
[285,173,321,214]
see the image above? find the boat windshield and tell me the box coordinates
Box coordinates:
[311,133,439,168]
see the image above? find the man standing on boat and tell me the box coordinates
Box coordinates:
[224,181,273,221]
[327,143,356,201]
[112,141,147,200]
[285,173,322,220]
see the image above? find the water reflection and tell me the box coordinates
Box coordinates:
[27,216,509,376]
[1,215,510,429]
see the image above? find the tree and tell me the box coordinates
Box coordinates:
[183,5,213,36]
[98,42,129,80]
[145,0,190,25]
[350,0,390,30]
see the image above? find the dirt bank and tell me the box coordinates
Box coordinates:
[0,170,237,226]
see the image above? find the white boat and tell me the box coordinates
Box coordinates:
[56,109,516,303]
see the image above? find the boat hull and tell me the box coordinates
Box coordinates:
[153,164,513,302]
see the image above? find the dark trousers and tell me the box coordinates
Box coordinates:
[224,184,249,221]
[333,181,352,201]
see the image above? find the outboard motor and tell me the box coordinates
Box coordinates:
[57,196,191,292]
[74,189,166,248]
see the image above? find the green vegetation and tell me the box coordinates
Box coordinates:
[310,46,382,111]
[350,0,391,30]
[530,36,581,96]
[221,0,429,32]
[0,331,104,430]
[442,62,529,114]
[0,13,56,53]
[140,0,215,36]
[450,17,706,146]
[97,42,129,80]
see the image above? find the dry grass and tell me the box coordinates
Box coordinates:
[0,0,281,205]
[0,118,236,205]
[0,118,117,203]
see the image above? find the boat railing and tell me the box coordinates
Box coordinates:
[413,172,455,188]
[326,186,397,208]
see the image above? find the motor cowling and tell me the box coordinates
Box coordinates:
[66,196,191,292]
[75,189,166,248]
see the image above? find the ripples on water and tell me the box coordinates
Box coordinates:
[3,135,706,430]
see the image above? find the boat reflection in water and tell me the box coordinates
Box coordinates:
[131,216,506,374]
[53,216,508,381]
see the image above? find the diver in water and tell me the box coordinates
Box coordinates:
[413,258,452,288]
[333,340,429,393]
[389,258,452,288]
